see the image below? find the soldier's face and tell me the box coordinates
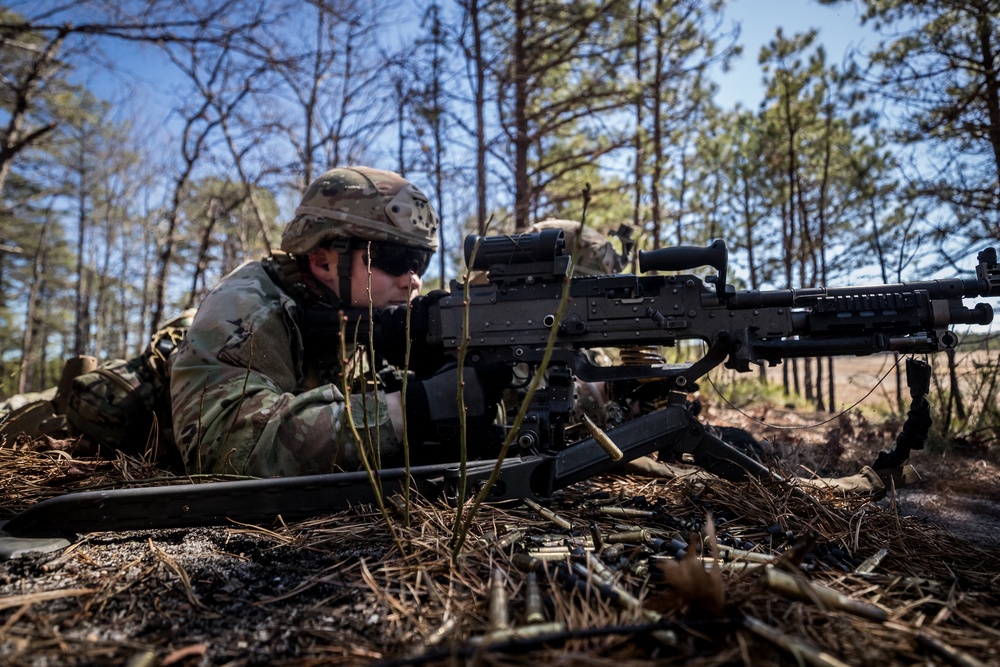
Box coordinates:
[309,247,422,308]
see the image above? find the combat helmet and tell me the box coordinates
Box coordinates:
[281,167,439,306]
[528,219,630,275]
[282,166,439,254]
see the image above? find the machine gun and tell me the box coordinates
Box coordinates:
[421,229,996,456]
[2,232,997,539]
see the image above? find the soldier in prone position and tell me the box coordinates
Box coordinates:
[169,167,508,477]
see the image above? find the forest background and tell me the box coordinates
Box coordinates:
[1,0,998,420]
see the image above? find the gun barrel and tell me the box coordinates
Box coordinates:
[734,279,994,310]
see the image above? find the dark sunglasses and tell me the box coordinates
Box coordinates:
[363,242,432,278]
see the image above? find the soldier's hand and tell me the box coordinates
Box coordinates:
[374,290,449,374]
[403,361,512,453]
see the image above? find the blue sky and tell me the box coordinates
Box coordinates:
[715,0,875,109]
[91,1,881,135]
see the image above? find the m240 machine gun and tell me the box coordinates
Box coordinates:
[2,232,997,539]
[428,230,997,457]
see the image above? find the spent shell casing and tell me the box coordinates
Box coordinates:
[512,552,543,573]
[524,498,573,530]
[854,547,888,574]
[526,549,577,561]
[599,506,655,519]
[524,571,545,624]
[469,621,566,645]
[764,567,888,622]
[605,529,650,544]
[125,651,157,667]
[494,528,525,550]
[527,545,591,556]
[667,538,688,556]
[488,567,510,631]
[387,494,408,518]
[571,562,643,610]
[589,523,605,552]
[705,559,764,572]
[602,543,626,559]
[719,546,774,564]
[586,553,618,584]
[582,414,623,461]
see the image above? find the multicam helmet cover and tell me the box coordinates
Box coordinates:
[282,167,439,253]
[528,219,627,275]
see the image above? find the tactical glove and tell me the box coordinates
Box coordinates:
[403,361,511,460]
[373,290,448,375]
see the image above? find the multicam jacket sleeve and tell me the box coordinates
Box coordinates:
[169,261,400,477]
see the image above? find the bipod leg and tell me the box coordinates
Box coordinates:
[872,358,932,471]
[653,394,784,483]
[672,423,784,483]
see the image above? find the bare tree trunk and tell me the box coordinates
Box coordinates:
[632,0,644,244]
[974,8,1000,199]
[186,194,245,309]
[152,40,246,332]
[73,142,90,358]
[675,150,688,245]
[512,0,530,230]
[826,358,835,410]
[304,5,325,187]
[428,4,446,281]
[463,0,489,235]
[650,4,664,250]
[219,108,274,255]
[816,100,834,412]
[94,207,115,359]
[331,19,358,168]
[781,201,795,396]
[740,177,767,385]
[18,205,53,393]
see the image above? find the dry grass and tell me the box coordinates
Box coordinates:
[2,425,999,666]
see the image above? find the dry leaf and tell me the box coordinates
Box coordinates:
[649,513,725,617]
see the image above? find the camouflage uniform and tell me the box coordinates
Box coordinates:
[529,219,628,276]
[170,167,438,477]
[169,259,401,476]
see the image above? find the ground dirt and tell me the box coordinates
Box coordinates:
[1,355,999,666]
[702,401,1000,549]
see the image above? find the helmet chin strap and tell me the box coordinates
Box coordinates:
[330,239,355,307]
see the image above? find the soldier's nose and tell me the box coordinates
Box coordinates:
[402,270,421,290]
